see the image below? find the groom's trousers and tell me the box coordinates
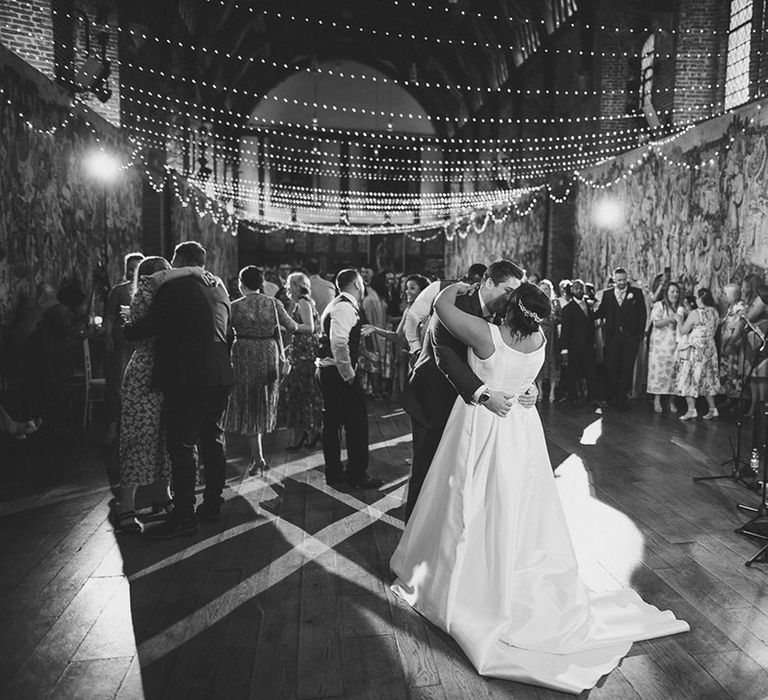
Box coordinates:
[316,367,369,483]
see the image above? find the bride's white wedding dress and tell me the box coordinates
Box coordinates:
[391,324,689,695]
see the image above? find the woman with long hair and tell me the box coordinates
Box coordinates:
[278,271,323,451]
[675,287,722,421]
[536,279,560,402]
[647,281,683,413]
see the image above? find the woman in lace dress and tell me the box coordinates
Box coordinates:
[278,272,323,450]
[224,266,297,475]
[675,288,721,421]
[647,282,683,413]
[116,257,204,532]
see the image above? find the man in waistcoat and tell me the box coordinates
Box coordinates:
[595,266,647,410]
[316,269,383,490]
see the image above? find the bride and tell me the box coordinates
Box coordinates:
[391,282,688,695]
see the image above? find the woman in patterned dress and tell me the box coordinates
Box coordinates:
[536,279,560,402]
[718,283,746,403]
[647,282,683,413]
[675,288,722,421]
[224,266,297,475]
[116,257,205,532]
[359,272,389,397]
[278,272,323,450]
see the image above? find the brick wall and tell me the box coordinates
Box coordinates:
[0,0,55,80]
[673,0,727,124]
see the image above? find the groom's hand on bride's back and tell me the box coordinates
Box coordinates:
[483,390,516,417]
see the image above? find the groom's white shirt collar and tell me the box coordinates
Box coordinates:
[339,291,360,309]
[478,292,491,319]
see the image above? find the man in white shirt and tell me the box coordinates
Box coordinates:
[316,269,383,490]
[404,263,487,366]
[307,258,335,316]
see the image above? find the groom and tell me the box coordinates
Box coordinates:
[404,260,537,520]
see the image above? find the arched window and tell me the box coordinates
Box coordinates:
[725,0,754,110]
[639,33,655,113]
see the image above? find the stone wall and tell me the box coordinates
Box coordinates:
[0,44,142,346]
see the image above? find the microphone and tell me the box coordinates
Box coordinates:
[743,315,767,343]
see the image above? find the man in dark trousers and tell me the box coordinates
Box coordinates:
[403,260,537,521]
[559,279,598,407]
[595,266,647,410]
[124,241,234,538]
[316,269,383,490]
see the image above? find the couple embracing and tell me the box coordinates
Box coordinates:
[394,260,688,695]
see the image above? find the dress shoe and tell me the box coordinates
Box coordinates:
[679,409,698,421]
[248,459,268,477]
[702,408,719,421]
[196,500,222,522]
[348,476,384,490]
[115,510,142,534]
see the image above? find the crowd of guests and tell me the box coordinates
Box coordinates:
[534,266,768,421]
[5,238,768,538]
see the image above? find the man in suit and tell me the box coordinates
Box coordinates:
[316,269,383,490]
[403,260,537,521]
[560,279,598,406]
[595,266,647,410]
[124,241,235,538]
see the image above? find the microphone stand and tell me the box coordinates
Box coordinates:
[693,320,763,487]
[735,398,768,566]
[734,326,768,565]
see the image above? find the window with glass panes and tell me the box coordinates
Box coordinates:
[724,0,754,110]
[639,34,655,112]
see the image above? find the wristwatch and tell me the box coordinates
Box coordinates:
[478,391,491,405]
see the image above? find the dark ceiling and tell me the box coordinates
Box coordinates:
[123,0,581,139]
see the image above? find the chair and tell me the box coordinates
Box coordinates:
[82,338,106,429]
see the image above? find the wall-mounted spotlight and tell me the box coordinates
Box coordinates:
[73,11,112,103]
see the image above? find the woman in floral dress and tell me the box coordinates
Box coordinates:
[647,282,683,413]
[116,257,204,532]
[278,272,323,450]
[224,266,297,475]
[718,283,746,402]
[675,288,722,421]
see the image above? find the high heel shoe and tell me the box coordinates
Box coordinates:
[248,458,268,477]
[287,432,308,452]
[115,511,142,534]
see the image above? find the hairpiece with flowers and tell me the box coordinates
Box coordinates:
[518,298,543,323]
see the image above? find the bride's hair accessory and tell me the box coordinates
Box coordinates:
[518,298,543,323]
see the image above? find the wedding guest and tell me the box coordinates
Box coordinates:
[559,279,597,407]
[102,252,143,444]
[225,266,297,475]
[360,271,389,398]
[595,267,647,410]
[537,279,560,402]
[676,288,721,421]
[647,281,683,413]
[719,283,746,404]
[116,257,205,533]
[279,272,323,451]
[732,279,768,417]
[123,241,234,537]
[364,273,430,399]
[307,258,335,316]
[25,280,86,430]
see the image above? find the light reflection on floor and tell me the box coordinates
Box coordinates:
[554,454,645,591]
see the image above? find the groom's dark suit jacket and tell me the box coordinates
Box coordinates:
[124,277,234,390]
[408,289,484,431]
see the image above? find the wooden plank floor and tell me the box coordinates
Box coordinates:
[2,397,768,699]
